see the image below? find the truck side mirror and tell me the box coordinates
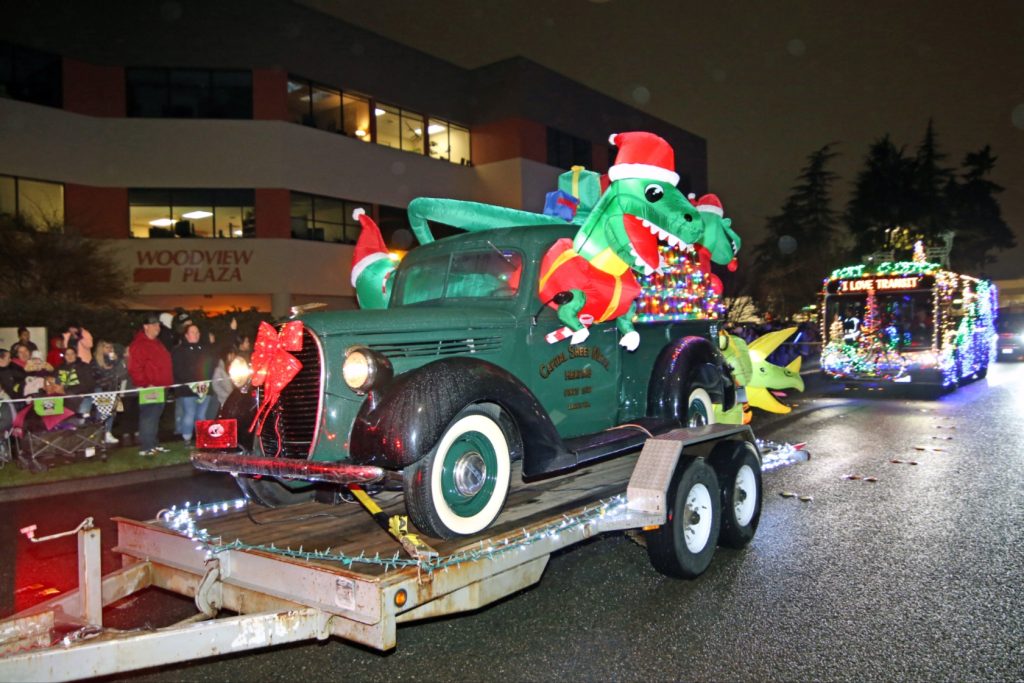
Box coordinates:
[553,291,574,305]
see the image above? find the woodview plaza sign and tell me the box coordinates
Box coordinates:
[133,248,254,283]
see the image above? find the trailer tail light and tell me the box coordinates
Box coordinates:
[196,419,238,450]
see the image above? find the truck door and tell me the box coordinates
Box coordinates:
[524,297,622,439]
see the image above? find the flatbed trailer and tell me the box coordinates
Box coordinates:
[0,424,761,681]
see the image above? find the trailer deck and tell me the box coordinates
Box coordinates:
[0,424,758,681]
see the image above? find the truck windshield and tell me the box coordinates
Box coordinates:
[396,249,524,305]
[825,290,934,348]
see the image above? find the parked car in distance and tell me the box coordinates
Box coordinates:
[996,309,1024,361]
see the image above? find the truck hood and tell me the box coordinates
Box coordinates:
[299,306,518,340]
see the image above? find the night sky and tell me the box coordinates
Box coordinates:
[305,0,1024,280]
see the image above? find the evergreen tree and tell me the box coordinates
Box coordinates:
[948,146,1016,272]
[0,214,139,338]
[753,144,843,319]
[909,119,954,241]
[845,134,915,256]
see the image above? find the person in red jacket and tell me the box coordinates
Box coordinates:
[127,314,173,456]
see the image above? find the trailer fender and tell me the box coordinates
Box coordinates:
[647,336,734,422]
[350,357,565,469]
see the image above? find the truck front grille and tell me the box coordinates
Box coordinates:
[258,328,323,459]
[368,336,502,358]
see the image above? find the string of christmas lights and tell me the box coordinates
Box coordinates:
[157,441,809,572]
[159,495,633,573]
[635,246,725,322]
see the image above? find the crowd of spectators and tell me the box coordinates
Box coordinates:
[0,314,254,463]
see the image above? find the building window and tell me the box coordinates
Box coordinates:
[290,192,369,244]
[0,42,62,108]
[127,68,252,118]
[129,189,254,239]
[0,174,64,230]
[375,103,424,155]
[343,93,371,141]
[546,127,592,169]
[427,118,471,165]
[287,77,372,140]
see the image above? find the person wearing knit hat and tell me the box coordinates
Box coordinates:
[350,208,398,309]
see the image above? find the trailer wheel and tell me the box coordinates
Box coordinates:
[686,388,715,427]
[710,441,762,548]
[645,458,721,578]
[235,476,316,508]
[404,408,512,539]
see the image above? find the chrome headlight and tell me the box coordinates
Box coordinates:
[342,346,392,395]
[228,357,252,388]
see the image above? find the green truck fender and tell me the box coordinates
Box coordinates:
[647,336,736,421]
[349,356,568,471]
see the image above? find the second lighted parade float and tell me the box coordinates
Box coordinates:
[820,231,997,393]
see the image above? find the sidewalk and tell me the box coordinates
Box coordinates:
[0,440,195,503]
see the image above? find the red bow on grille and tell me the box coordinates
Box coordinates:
[249,320,304,434]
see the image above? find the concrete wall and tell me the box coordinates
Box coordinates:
[0,98,478,208]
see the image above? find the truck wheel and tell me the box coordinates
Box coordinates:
[686,388,715,427]
[404,408,512,539]
[710,441,762,548]
[236,476,316,508]
[645,458,721,578]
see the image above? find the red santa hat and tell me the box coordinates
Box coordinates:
[350,208,389,287]
[607,132,680,186]
[694,193,724,216]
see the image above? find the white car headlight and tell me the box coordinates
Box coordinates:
[228,357,252,388]
[342,347,392,395]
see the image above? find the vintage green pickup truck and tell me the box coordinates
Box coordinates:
[194,217,738,539]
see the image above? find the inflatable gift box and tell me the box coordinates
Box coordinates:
[557,166,604,224]
[543,190,579,221]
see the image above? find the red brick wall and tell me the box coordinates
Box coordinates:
[255,188,290,238]
[471,118,547,166]
[62,59,125,117]
[65,184,129,238]
[253,68,288,121]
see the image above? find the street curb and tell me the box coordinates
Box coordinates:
[0,463,197,503]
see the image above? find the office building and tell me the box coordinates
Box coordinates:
[0,1,707,315]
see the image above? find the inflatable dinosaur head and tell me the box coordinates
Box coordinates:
[746,327,805,413]
[573,133,704,276]
[694,193,741,267]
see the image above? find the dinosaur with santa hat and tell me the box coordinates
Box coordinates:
[349,131,741,352]
[536,131,738,350]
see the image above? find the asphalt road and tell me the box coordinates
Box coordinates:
[3,363,1023,681]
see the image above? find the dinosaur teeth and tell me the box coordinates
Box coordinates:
[643,264,655,275]
[635,256,647,268]
[641,219,651,228]
[666,234,679,247]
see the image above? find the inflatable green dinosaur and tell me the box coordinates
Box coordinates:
[350,132,741,354]
[715,327,805,423]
